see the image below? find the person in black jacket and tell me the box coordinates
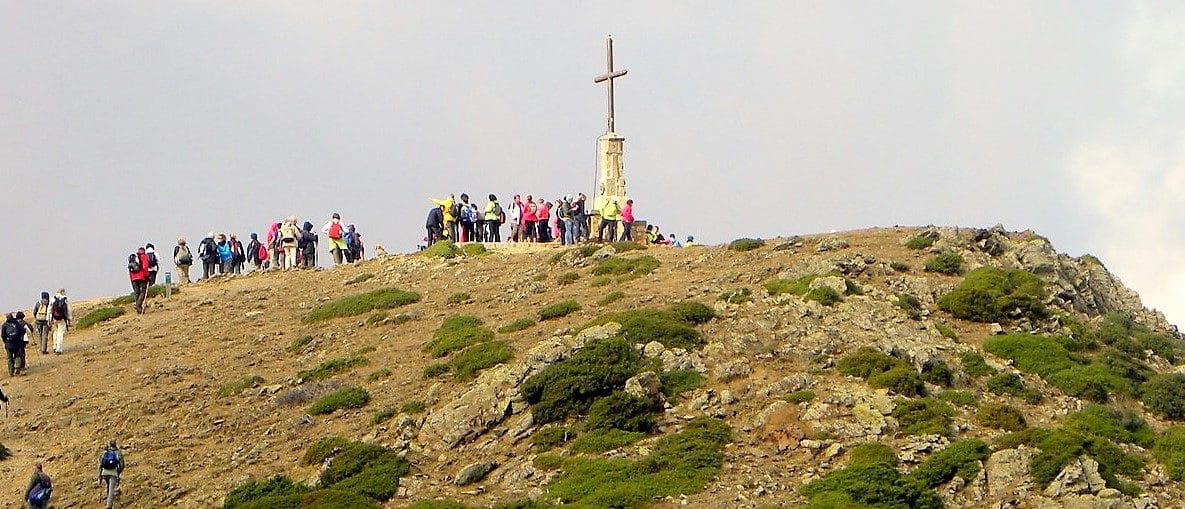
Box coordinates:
[246,233,263,271]
[2,312,31,376]
[298,222,318,268]
[426,206,444,246]
[197,233,218,280]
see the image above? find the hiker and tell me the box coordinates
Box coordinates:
[559,196,574,245]
[246,233,263,271]
[214,234,233,274]
[620,199,635,242]
[266,222,283,270]
[345,225,364,262]
[197,232,218,280]
[25,463,52,509]
[484,194,502,242]
[597,198,621,242]
[322,213,348,265]
[572,193,588,242]
[446,194,462,242]
[31,292,51,355]
[523,194,538,242]
[669,234,683,247]
[685,235,697,247]
[551,199,564,243]
[97,440,125,509]
[129,247,151,314]
[299,221,318,268]
[49,289,69,355]
[537,198,552,242]
[173,238,193,284]
[426,205,444,246]
[508,195,523,242]
[470,203,484,243]
[279,217,300,270]
[145,243,160,286]
[230,234,245,274]
[3,312,29,376]
[458,194,474,242]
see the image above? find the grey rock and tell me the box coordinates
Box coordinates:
[624,371,665,407]
[816,236,849,252]
[713,359,752,382]
[642,341,665,358]
[591,245,616,260]
[990,323,1005,335]
[454,461,497,485]
[1043,456,1106,497]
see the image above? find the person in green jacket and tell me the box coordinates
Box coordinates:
[597,198,621,242]
[484,194,502,242]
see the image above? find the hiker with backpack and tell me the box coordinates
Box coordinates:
[345,224,363,262]
[129,248,151,314]
[572,193,588,242]
[25,463,52,509]
[31,292,51,354]
[620,199,635,242]
[279,217,300,270]
[537,197,552,242]
[425,205,444,246]
[457,194,474,242]
[597,198,621,242]
[215,234,233,275]
[97,440,125,509]
[246,233,263,271]
[322,213,348,265]
[230,234,245,274]
[197,233,218,280]
[470,203,484,243]
[484,194,502,242]
[3,312,31,376]
[144,243,160,286]
[49,289,69,355]
[173,238,193,284]
[558,195,574,245]
[299,221,318,268]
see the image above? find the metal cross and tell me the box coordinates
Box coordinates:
[593,35,627,132]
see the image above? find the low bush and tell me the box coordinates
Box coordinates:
[534,454,564,471]
[461,243,489,257]
[670,301,715,324]
[76,307,126,329]
[218,375,264,398]
[785,390,817,404]
[1063,404,1155,447]
[590,255,661,279]
[400,400,426,414]
[976,402,1027,431]
[938,390,977,407]
[896,293,923,320]
[800,449,941,509]
[366,368,391,382]
[569,428,646,454]
[445,292,471,305]
[370,407,397,426]
[589,275,613,287]
[585,308,703,349]
[423,315,494,357]
[346,273,375,285]
[421,240,461,258]
[1094,312,1185,362]
[892,398,954,436]
[305,288,421,323]
[287,334,315,353]
[585,392,657,433]
[984,334,1131,402]
[837,348,907,378]
[905,235,936,250]
[938,267,1047,323]
[449,341,513,380]
[497,318,536,334]
[298,355,368,382]
[366,312,388,325]
[923,252,964,275]
[763,274,822,296]
[109,284,181,305]
[317,440,408,501]
[920,360,953,387]
[907,439,990,488]
[869,367,926,397]
[611,241,647,253]
[847,443,898,467]
[531,426,571,452]
[556,272,580,286]
[521,337,643,424]
[422,363,448,378]
[1140,373,1185,419]
[996,427,1145,493]
[539,300,582,320]
[596,291,625,306]
[718,287,753,304]
[935,322,958,340]
[660,369,705,399]
[223,475,312,509]
[1153,427,1185,481]
[890,261,911,272]
[805,286,842,306]
[308,387,371,415]
[959,351,995,378]
[728,238,765,251]
[389,314,413,326]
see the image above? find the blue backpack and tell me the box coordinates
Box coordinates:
[101,450,120,470]
[28,482,50,504]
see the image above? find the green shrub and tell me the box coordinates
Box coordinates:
[423,315,494,357]
[371,407,397,426]
[905,235,936,250]
[400,400,426,414]
[521,337,644,424]
[539,300,582,320]
[109,284,181,305]
[669,301,715,324]
[556,272,581,286]
[1140,373,1185,419]
[534,454,564,471]
[660,369,705,399]
[890,261,911,272]
[907,439,989,488]
[449,341,513,380]
[987,372,1027,396]
[304,288,421,323]
[366,368,391,382]
[303,437,353,465]
[937,267,1047,323]
[996,427,1145,492]
[920,360,953,387]
[346,273,376,285]
[805,286,842,306]
[316,440,408,501]
[287,334,315,353]
[309,387,371,415]
[389,314,413,326]
[844,279,865,296]
[298,355,368,382]
[785,390,817,404]
[585,392,656,433]
[1094,312,1185,362]
[959,351,994,378]
[934,323,958,340]
[895,293,923,320]
[728,238,765,251]
[407,501,469,509]
[223,475,312,509]
[938,390,978,407]
[585,308,703,349]
[218,375,264,398]
[892,398,954,436]
[366,312,388,325]
[446,292,471,305]
[591,255,661,279]
[869,367,926,397]
[837,348,906,378]
[923,252,964,274]
[589,275,613,287]
[611,241,647,253]
[421,240,461,258]
[569,429,646,454]
[800,459,940,509]
[422,363,448,378]
[976,402,1027,431]
[719,287,753,304]
[497,318,536,334]
[461,243,489,257]
[984,334,1131,402]
[1154,427,1185,481]
[1064,404,1155,447]
[847,443,898,467]
[76,307,126,329]
[597,291,625,306]
[764,274,822,296]
[531,426,571,452]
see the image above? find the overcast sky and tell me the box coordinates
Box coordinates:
[3,2,1184,326]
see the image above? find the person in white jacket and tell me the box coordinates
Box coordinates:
[321,213,348,265]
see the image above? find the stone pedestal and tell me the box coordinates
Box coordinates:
[594,132,627,212]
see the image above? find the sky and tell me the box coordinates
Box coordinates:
[2,2,1184,326]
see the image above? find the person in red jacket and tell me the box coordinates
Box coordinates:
[129,247,151,314]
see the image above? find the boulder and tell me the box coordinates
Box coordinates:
[624,371,665,407]
[816,236,849,252]
[809,276,847,296]
[1043,456,1106,497]
[454,461,497,485]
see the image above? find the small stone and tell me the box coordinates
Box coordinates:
[990,323,1005,335]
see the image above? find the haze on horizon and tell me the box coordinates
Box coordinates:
[3,2,1185,326]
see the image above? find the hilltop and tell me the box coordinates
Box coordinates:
[1,226,1183,508]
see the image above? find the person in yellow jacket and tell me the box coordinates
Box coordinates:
[483,194,502,242]
[596,198,621,242]
[431,195,458,240]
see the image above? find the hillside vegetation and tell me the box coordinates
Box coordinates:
[1,226,1182,508]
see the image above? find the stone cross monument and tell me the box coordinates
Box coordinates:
[593,35,627,212]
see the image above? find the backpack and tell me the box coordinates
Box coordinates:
[176,246,193,265]
[258,244,269,261]
[127,253,142,273]
[2,321,18,342]
[450,202,463,221]
[493,203,505,225]
[147,252,159,271]
[27,482,50,504]
[101,450,120,470]
[51,298,67,320]
[328,222,343,240]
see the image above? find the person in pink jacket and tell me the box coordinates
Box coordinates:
[536,198,552,242]
[619,199,635,242]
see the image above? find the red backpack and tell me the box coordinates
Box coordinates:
[329,222,343,240]
[258,244,269,261]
